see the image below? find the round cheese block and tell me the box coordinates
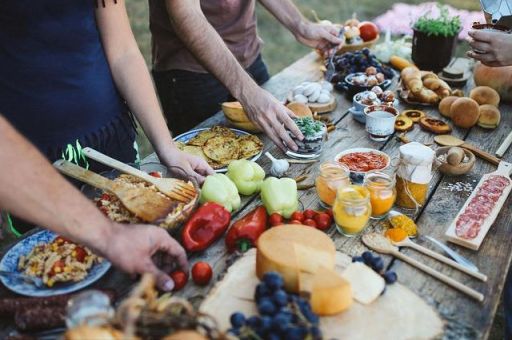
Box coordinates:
[256,224,336,293]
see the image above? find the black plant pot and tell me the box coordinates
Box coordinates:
[411,29,458,72]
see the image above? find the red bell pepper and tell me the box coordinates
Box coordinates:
[182,202,231,252]
[225,206,268,253]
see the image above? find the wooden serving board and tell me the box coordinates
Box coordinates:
[445,161,512,250]
[287,93,337,114]
[200,249,444,339]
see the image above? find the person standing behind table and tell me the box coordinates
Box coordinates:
[467,27,512,339]
[149,0,342,151]
[0,0,213,233]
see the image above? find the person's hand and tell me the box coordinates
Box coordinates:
[467,29,512,67]
[240,86,303,152]
[102,223,188,291]
[159,145,214,184]
[294,21,343,56]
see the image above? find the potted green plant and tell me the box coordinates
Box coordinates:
[411,4,462,72]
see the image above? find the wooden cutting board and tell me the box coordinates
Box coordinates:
[445,161,512,250]
[200,249,444,339]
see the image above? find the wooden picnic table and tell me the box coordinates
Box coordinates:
[0,52,511,339]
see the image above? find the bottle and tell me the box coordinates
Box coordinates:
[364,171,396,219]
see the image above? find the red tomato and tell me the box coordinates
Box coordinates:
[73,246,87,262]
[303,218,318,228]
[290,211,305,222]
[100,193,111,201]
[170,270,188,291]
[303,209,317,220]
[149,171,162,178]
[269,213,284,227]
[49,260,65,277]
[325,208,334,218]
[192,262,213,286]
[358,22,379,42]
[314,213,332,231]
[289,220,302,225]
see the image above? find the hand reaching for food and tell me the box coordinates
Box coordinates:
[467,30,512,67]
[294,21,344,56]
[159,145,214,184]
[103,223,189,292]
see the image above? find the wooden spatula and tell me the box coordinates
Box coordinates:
[54,160,176,223]
[434,135,500,166]
[82,147,196,203]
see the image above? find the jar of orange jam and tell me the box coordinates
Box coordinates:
[363,172,396,219]
[315,162,350,207]
[333,185,371,237]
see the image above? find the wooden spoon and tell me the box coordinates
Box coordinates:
[391,237,487,282]
[54,160,176,223]
[362,233,484,302]
[434,135,500,166]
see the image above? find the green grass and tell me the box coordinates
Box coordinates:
[125,0,479,157]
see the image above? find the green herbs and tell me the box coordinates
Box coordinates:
[294,117,324,137]
[413,4,461,37]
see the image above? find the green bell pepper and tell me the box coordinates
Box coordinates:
[200,174,241,212]
[260,177,298,219]
[226,160,265,196]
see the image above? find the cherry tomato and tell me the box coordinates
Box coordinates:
[73,246,87,262]
[100,193,111,201]
[303,209,317,220]
[303,218,318,228]
[289,220,302,225]
[290,211,305,222]
[314,213,332,231]
[54,236,72,245]
[192,262,213,286]
[49,260,65,277]
[149,171,162,178]
[170,270,188,291]
[269,213,284,227]
[358,22,379,42]
[325,208,334,218]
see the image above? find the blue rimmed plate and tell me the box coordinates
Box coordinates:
[173,128,263,173]
[0,230,111,297]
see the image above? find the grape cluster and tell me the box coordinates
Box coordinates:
[352,251,398,284]
[228,272,322,340]
[330,48,394,83]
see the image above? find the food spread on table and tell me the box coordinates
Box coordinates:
[336,150,388,172]
[18,236,102,288]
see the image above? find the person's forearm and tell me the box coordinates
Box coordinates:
[258,0,306,36]
[0,116,115,254]
[165,0,261,102]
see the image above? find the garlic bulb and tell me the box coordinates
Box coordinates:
[265,152,289,178]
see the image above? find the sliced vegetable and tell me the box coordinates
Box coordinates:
[260,177,298,219]
[181,202,231,252]
[200,173,241,212]
[225,206,268,253]
[226,160,265,196]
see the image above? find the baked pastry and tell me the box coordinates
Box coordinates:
[409,88,439,104]
[402,109,426,123]
[287,101,313,117]
[470,86,500,107]
[395,115,414,132]
[401,66,423,94]
[478,104,501,129]
[419,117,452,134]
[450,97,480,128]
[438,96,458,118]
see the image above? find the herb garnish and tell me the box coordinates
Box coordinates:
[294,117,324,137]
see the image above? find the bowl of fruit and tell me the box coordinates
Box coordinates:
[337,67,392,96]
[337,17,380,54]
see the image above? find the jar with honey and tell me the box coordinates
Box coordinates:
[363,172,396,219]
[333,185,371,237]
[315,162,350,207]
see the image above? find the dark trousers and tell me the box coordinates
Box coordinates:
[152,54,270,136]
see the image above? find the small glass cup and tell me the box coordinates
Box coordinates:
[333,185,371,237]
[66,290,114,329]
[363,171,396,219]
[315,162,351,207]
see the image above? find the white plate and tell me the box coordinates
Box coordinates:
[173,128,263,173]
[0,230,110,297]
[334,148,391,183]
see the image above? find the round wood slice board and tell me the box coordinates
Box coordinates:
[287,93,337,114]
[200,249,444,339]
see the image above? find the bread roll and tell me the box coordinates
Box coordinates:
[469,86,500,106]
[438,96,458,118]
[478,104,501,129]
[450,98,480,128]
[286,102,313,117]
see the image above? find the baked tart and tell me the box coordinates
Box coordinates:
[402,109,426,123]
[395,115,414,132]
[419,117,452,134]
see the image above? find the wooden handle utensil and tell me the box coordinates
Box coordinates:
[434,135,500,166]
[496,131,512,158]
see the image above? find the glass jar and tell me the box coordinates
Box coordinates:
[396,176,428,209]
[66,290,114,329]
[364,172,396,219]
[333,185,371,237]
[315,162,351,207]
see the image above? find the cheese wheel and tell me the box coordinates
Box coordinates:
[300,266,352,315]
[341,262,385,305]
[256,224,336,292]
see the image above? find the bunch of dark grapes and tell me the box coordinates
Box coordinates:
[228,272,322,340]
[330,48,394,83]
[352,251,398,284]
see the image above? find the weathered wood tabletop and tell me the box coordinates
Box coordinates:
[1,52,511,339]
